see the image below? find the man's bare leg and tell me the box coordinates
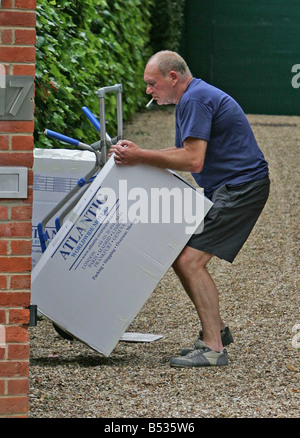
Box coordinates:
[172,246,225,352]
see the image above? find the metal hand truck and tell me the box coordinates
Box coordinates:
[33,84,123,339]
[37,84,123,253]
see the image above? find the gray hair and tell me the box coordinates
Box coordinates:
[147,50,191,78]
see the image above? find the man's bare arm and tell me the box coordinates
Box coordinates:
[109,137,207,173]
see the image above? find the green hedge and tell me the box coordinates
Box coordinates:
[35,0,153,148]
[34,0,186,149]
[150,0,186,53]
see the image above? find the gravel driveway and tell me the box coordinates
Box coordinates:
[29,107,299,418]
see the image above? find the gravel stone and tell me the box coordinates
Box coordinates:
[29,107,300,418]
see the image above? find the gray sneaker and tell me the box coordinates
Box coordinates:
[170,340,228,368]
[180,326,233,356]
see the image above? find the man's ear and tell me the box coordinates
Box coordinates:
[169,70,178,84]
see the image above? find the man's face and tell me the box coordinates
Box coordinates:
[144,62,176,105]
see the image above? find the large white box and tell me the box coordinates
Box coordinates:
[31,157,213,356]
[32,148,96,268]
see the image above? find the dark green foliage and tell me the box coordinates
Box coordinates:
[35,0,153,148]
[149,0,185,53]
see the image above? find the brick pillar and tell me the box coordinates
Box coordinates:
[0,0,36,418]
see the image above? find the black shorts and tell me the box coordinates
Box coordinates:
[187,176,270,263]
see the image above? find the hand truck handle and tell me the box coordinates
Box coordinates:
[82,106,112,143]
[97,83,122,97]
[82,106,101,132]
[44,129,96,152]
[96,83,123,165]
[45,129,80,146]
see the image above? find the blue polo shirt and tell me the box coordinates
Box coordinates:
[175,78,269,199]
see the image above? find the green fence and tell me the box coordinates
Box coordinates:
[180,0,300,115]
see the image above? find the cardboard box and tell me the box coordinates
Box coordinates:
[32,148,96,268]
[31,156,213,356]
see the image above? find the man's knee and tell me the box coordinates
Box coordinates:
[172,246,213,274]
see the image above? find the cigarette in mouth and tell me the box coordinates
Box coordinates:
[146,98,154,108]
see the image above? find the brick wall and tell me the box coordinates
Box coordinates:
[0,0,36,417]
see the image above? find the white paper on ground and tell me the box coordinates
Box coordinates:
[120,333,163,343]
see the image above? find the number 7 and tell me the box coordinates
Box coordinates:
[0,76,33,117]
[8,77,33,116]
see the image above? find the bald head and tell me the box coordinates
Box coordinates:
[144,51,193,105]
[147,51,192,80]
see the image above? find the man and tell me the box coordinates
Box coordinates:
[109,50,269,368]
